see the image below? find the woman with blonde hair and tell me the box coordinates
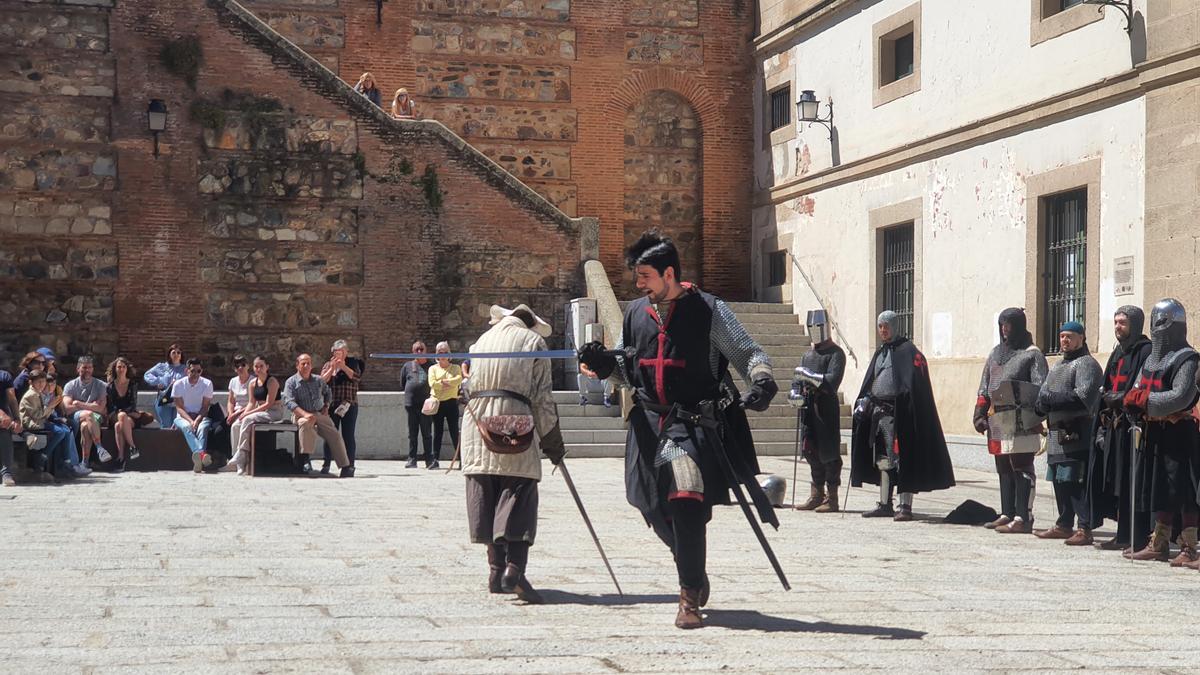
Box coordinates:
[428,341,463,468]
[391,88,416,119]
[354,72,382,107]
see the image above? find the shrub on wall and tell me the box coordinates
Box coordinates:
[159,35,204,89]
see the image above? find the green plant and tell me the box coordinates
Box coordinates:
[159,36,203,89]
[398,157,413,175]
[352,151,367,176]
[414,164,444,213]
[188,99,226,131]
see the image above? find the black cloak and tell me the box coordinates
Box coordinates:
[1087,335,1151,522]
[850,338,956,493]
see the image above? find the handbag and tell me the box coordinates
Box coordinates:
[421,395,440,416]
[157,387,173,407]
[468,389,535,455]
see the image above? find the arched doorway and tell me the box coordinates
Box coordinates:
[623,90,703,283]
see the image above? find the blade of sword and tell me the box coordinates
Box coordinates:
[791,408,801,508]
[370,348,627,361]
[556,459,624,596]
[710,434,791,591]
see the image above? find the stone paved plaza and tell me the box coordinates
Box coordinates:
[2,457,1196,673]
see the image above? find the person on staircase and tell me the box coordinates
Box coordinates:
[790,310,846,513]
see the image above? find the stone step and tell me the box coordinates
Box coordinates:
[743,323,810,337]
[558,416,627,430]
[755,344,810,357]
[725,302,794,314]
[732,313,801,325]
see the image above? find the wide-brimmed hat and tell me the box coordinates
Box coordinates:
[489,304,552,338]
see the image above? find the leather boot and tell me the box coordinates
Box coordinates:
[1185,556,1200,570]
[486,545,505,594]
[1064,529,1093,546]
[893,504,913,522]
[995,517,1031,534]
[1169,527,1198,567]
[675,587,704,629]
[861,501,894,518]
[795,484,825,511]
[1034,525,1072,540]
[1127,522,1170,561]
[815,487,840,513]
[698,574,710,608]
[501,563,543,604]
[985,515,1012,530]
[1095,536,1127,551]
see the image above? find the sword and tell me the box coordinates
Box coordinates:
[1127,412,1144,560]
[554,459,623,596]
[370,349,627,361]
[790,407,802,508]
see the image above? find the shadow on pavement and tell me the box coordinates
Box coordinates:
[538,590,677,606]
[704,610,925,639]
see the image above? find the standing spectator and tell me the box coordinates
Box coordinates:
[320,339,364,474]
[226,355,283,475]
[224,354,253,457]
[391,88,416,119]
[283,354,353,477]
[429,341,463,470]
[145,344,186,428]
[354,72,382,107]
[400,341,433,468]
[63,355,111,465]
[0,368,22,486]
[172,358,215,473]
[13,350,48,399]
[20,370,90,479]
[105,357,153,470]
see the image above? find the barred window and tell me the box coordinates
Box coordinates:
[1041,189,1087,354]
[882,223,915,339]
[769,86,791,132]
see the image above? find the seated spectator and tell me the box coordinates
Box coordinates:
[106,356,153,470]
[63,355,111,465]
[354,72,382,107]
[225,354,252,457]
[13,350,48,400]
[226,355,283,476]
[319,339,364,474]
[19,370,90,480]
[283,353,353,478]
[0,367,22,487]
[391,88,416,119]
[145,344,186,428]
[429,341,463,469]
[172,358,215,473]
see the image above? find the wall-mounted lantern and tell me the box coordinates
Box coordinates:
[796,90,834,141]
[1081,0,1133,33]
[147,99,168,158]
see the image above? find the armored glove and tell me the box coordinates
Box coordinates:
[792,366,824,390]
[540,424,566,465]
[853,397,869,423]
[740,373,778,412]
[972,396,990,435]
[1123,386,1150,414]
[787,386,807,409]
[577,341,616,380]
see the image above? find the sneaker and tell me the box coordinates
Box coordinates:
[603,395,612,408]
[405,459,418,469]
[339,465,355,478]
[2,473,14,487]
[73,463,92,477]
[320,461,331,475]
[427,460,440,470]
[39,471,55,484]
[129,446,141,460]
[861,502,894,518]
[111,460,125,474]
[218,459,237,473]
[192,451,204,473]
[579,395,588,406]
[96,445,112,463]
[202,452,213,468]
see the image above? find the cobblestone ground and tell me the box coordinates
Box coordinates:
[2,457,1196,673]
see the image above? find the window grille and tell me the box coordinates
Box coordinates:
[769,86,791,131]
[1041,189,1088,354]
[882,223,915,339]
[893,32,915,81]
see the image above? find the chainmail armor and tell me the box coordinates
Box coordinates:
[1041,350,1103,461]
[870,347,900,401]
[710,299,772,383]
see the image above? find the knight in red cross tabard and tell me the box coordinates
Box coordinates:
[577,230,777,630]
[1086,305,1152,552]
[1121,299,1200,566]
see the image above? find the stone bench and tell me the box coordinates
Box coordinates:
[247,422,300,477]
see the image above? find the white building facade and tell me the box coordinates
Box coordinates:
[750,0,1186,436]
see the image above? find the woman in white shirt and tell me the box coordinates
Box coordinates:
[222,354,253,471]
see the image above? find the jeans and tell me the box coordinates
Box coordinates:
[431,399,459,458]
[154,399,176,428]
[0,432,13,477]
[406,405,433,461]
[173,416,212,453]
[328,403,358,465]
[43,421,78,472]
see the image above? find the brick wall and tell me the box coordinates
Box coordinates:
[0,0,590,387]
[240,0,756,298]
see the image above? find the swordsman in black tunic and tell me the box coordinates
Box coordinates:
[1088,305,1152,552]
[1123,298,1200,566]
[578,230,778,630]
[791,310,846,512]
[850,311,955,521]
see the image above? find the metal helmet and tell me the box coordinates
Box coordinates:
[1150,298,1186,333]
[1148,298,1188,364]
[806,309,830,344]
[877,310,902,341]
[759,475,787,508]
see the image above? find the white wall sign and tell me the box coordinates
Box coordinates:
[1113,256,1134,296]
[931,312,953,358]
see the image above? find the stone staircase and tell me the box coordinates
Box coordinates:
[555,302,851,457]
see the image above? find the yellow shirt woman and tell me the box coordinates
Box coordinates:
[429,362,463,402]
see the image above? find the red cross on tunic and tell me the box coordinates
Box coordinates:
[638,303,686,404]
[1108,358,1129,392]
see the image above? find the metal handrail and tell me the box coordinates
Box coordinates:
[788,255,859,368]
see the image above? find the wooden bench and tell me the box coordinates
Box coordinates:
[248,422,300,477]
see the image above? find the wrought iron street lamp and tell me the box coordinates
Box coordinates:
[147,99,167,158]
[1081,0,1133,33]
[796,89,834,141]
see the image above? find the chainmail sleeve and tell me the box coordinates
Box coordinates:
[821,348,846,395]
[1147,355,1199,418]
[607,336,630,388]
[710,299,772,384]
[1074,358,1104,414]
[1029,349,1049,387]
[977,358,993,400]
